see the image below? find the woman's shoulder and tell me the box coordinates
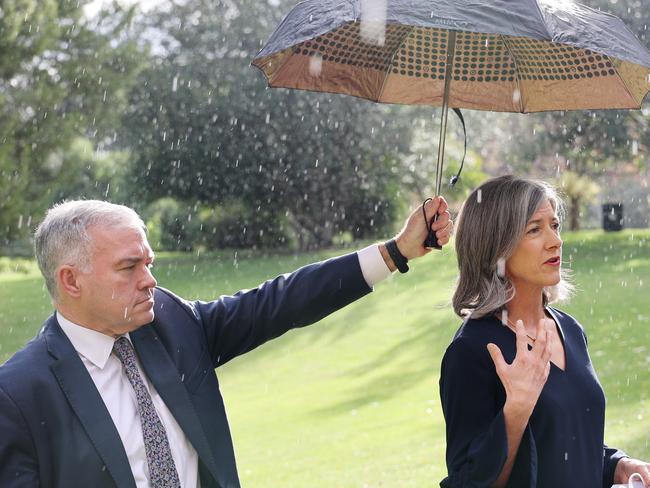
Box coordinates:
[455,314,505,339]
[441,315,506,376]
[445,314,508,356]
[547,307,585,332]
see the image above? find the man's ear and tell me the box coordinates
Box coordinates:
[57,265,82,299]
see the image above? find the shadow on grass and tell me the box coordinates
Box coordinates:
[311,365,437,416]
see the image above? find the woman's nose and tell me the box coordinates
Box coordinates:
[547,229,562,249]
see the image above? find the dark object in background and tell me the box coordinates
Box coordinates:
[603,203,624,231]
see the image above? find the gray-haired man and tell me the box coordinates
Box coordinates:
[0,197,451,487]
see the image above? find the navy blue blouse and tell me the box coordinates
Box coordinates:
[439,308,626,488]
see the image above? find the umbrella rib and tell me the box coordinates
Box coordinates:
[606,57,642,107]
[499,34,524,113]
[376,25,416,103]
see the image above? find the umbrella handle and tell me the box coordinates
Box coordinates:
[422,198,442,250]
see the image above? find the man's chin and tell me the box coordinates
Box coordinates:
[138,309,156,326]
[125,310,156,330]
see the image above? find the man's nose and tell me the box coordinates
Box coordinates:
[141,266,157,289]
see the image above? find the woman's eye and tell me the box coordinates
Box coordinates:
[527,227,540,234]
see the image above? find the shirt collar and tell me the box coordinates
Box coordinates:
[56,312,130,369]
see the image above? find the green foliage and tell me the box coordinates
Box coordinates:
[556,170,601,230]
[0,0,145,246]
[122,0,411,249]
[0,256,35,275]
[144,197,289,251]
[402,118,488,207]
[44,137,133,202]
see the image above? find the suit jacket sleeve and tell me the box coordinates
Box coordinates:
[0,385,40,487]
[193,252,371,367]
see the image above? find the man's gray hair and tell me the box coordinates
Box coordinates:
[452,175,573,318]
[34,200,146,301]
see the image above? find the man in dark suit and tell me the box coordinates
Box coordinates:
[0,197,451,488]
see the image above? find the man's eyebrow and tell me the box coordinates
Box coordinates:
[116,254,155,266]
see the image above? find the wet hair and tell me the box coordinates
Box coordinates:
[452,175,573,318]
[34,200,145,302]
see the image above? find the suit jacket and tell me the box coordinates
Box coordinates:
[0,252,371,487]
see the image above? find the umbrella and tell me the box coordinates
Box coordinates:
[252,0,650,246]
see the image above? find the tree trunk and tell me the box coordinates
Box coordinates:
[570,197,581,231]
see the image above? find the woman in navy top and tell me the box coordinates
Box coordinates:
[439,176,650,487]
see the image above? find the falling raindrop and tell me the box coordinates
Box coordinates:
[309,54,323,77]
[360,0,387,46]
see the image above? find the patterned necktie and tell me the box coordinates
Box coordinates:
[112,337,181,488]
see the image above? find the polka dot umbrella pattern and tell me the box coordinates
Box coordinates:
[253,0,650,112]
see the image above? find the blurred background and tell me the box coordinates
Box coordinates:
[1,0,648,255]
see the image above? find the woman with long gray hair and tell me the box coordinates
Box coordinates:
[439,176,649,487]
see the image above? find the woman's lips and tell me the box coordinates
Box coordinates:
[544,256,561,266]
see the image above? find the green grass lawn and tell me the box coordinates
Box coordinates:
[1,230,649,486]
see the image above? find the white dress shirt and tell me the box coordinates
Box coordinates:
[57,245,391,487]
[57,313,200,488]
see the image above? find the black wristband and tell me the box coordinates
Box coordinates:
[385,239,409,274]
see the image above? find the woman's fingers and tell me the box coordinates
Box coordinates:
[533,318,547,352]
[541,320,553,363]
[544,360,551,379]
[487,343,508,380]
[513,319,529,355]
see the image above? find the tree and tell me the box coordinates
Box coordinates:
[556,170,600,230]
[401,112,487,208]
[0,0,144,249]
[122,0,413,249]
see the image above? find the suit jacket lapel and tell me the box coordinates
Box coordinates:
[131,325,220,484]
[45,317,136,488]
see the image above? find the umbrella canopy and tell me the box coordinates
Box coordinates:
[252,0,650,112]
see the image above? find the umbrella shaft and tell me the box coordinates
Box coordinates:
[435,30,457,197]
